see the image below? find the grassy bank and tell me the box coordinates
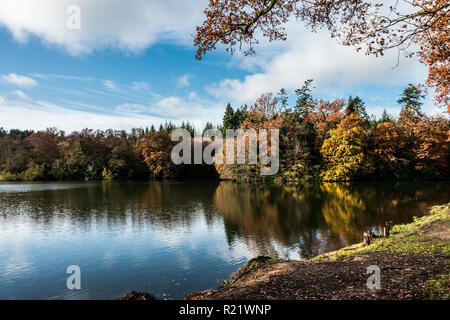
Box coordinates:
[314,203,450,261]
[187,203,449,300]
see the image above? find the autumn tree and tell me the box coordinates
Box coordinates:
[26,128,60,166]
[304,98,347,146]
[136,131,177,179]
[320,114,373,181]
[412,117,449,177]
[195,0,449,109]
[371,122,411,177]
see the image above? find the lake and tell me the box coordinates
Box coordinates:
[0,180,448,299]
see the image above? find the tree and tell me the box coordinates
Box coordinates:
[136,131,176,178]
[412,117,449,177]
[181,121,195,137]
[223,103,235,130]
[223,103,247,130]
[320,114,373,181]
[203,122,214,135]
[380,109,394,123]
[304,99,347,147]
[346,96,369,122]
[294,79,314,120]
[194,0,449,108]
[414,0,449,109]
[398,84,425,110]
[398,84,425,123]
[371,122,411,177]
[277,88,288,109]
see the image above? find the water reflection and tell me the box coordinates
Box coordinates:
[0,180,448,299]
[214,181,449,258]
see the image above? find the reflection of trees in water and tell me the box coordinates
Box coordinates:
[0,180,448,259]
[214,181,449,259]
[214,182,329,258]
[0,181,221,232]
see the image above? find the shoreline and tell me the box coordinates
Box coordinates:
[124,203,449,300]
[187,203,449,300]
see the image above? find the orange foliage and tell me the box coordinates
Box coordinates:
[304,99,346,143]
[195,0,449,108]
[136,131,175,178]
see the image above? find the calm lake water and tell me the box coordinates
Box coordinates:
[0,180,448,300]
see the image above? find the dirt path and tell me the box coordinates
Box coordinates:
[187,252,448,300]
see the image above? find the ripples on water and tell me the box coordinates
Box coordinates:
[0,180,448,299]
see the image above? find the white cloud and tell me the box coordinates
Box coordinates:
[0,0,208,55]
[132,82,149,91]
[102,80,117,91]
[115,95,223,125]
[0,100,161,132]
[115,103,148,114]
[9,90,32,101]
[177,74,192,88]
[209,26,427,106]
[0,94,223,132]
[2,73,38,87]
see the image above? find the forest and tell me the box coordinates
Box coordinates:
[0,83,448,183]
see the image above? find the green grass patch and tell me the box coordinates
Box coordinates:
[313,203,450,261]
[421,274,450,300]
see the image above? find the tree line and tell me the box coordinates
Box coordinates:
[0,83,448,182]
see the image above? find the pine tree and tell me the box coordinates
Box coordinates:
[398,84,424,123]
[380,109,393,123]
[346,96,369,122]
[294,79,314,120]
[223,103,235,130]
[277,88,288,109]
[203,122,214,135]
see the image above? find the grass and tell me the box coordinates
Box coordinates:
[421,274,450,300]
[313,203,450,261]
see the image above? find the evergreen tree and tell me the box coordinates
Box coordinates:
[294,79,314,120]
[181,121,195,136]
[346,96,369,122]
[223,104,247,130]
[203,122,214,135]
[398,84,424,123]
[398,84,425,110]
[150,124,156,132]
[277,88,288,109]
[223,103,235,129]
[380,109,393,123]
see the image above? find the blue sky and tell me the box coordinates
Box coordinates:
[0,0,443,132]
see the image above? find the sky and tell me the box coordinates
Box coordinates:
[0,0,444,132]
